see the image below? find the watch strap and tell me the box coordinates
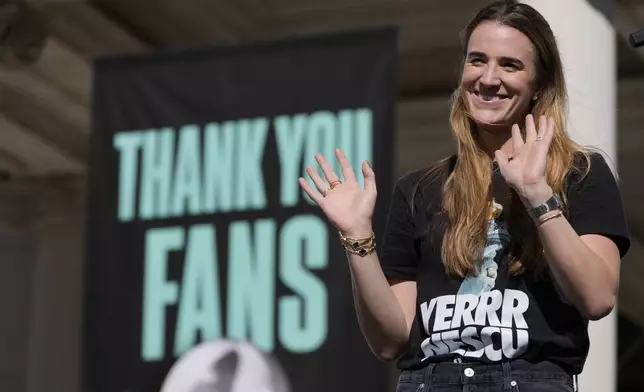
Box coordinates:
[527,193,563,221]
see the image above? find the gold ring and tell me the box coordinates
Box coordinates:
[328,180,342,190]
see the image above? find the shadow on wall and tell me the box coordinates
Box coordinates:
[586,0,644,48]
[586,0,613,22]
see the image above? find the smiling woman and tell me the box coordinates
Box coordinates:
[463,22,536,128]
[297,0,631,392]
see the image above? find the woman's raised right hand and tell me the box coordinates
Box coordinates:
[298,148,377,239]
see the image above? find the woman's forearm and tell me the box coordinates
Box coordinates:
[537,213,619,320]
[345,250,412,361]
[519,183,620,320]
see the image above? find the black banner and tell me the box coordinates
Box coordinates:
[86,27,397,392]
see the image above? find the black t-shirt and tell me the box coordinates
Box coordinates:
[379,152,631,375]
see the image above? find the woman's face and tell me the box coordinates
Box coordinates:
[461,21,538,129]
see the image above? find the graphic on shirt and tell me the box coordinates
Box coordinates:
[457,200,511,296]
[418,289,530,362]
[418,199,529,362]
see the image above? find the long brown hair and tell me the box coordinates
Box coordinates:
[440,0,590,277]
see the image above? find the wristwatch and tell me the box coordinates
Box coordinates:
[527,193,563,221]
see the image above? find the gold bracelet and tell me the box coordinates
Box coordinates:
[536,210,563,227]
[338,231,376,257]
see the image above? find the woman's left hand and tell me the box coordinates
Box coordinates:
[495,114,556,207]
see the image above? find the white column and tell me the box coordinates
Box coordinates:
[521,1,617,391]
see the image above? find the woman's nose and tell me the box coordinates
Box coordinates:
[480,65,501,86]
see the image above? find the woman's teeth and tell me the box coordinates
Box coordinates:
[475,92,507,101]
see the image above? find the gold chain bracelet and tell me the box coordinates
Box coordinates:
[338,231,376,257]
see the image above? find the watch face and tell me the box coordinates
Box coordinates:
[528,194,562,220]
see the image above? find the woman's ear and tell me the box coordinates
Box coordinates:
[532,83,543,101]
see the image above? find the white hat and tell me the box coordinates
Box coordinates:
[160,340,290,392]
